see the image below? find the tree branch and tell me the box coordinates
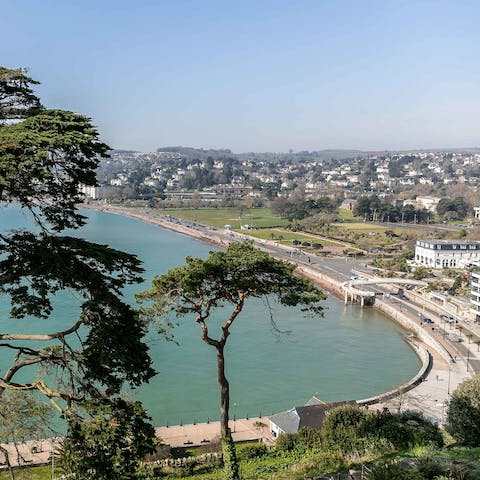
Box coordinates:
[195,313,220,348]
[220,294,245,345]
[0,318,83,341]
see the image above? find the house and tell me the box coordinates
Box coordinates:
[340,198,355,211]
[269,398,355,437]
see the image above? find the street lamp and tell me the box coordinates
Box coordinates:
[233,402,238,433]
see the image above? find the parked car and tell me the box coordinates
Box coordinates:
[441,315,456,324]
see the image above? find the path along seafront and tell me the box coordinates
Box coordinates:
[82,204,474,422]
[0,204,475,469]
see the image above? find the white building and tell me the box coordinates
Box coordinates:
[470,265,480,324]
[78,184,104,200]
[415,240,480,268]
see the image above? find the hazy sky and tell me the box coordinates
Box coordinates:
[3,0,480,152]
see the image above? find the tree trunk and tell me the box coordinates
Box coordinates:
[0,445,15,480]
[216,345,239,480]
[216,345,230,438]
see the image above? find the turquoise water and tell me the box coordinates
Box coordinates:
[0,206,419,426]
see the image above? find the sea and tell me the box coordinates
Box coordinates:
[0,205,419,426]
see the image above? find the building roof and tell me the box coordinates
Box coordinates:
[417,240,480,245]
[269,400,356,434]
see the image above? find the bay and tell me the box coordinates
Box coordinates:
[0,206,419,426]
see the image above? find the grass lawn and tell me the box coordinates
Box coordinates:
[0,466,52,479]
[154,207,289,229]
[337,208,359,220]
[238,228,345,248]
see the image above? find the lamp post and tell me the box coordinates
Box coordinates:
[233,402,237,433]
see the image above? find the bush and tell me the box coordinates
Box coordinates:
[236,442,267,460]
[310,449,345,473]
[321,406,442,454]
[293,427,322,451]
[275,432,296,452]
[365,410,443,450]
[447,374,480,446]
[321,405,370,452]
[368,462,422,480]
[414,457,445,479]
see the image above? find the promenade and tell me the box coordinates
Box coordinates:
[2,204,471,469]
[85,205,475,420]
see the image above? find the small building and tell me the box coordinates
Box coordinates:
[415,240,480,268]
[269,398,355,437]
[474,206,480,219]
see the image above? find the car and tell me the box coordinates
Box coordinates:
[350,275,359,280]
[441,315,455,324]
[423,317,434,324]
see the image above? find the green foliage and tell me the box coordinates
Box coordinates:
[236,442,267,460]
[411,266,433,280]
[0,109,109,231]
[320,406,443,454]
[437,197,471,220]
[354,195,430,223]
[139,241,324,480]
[0,66,41,121]
[56,399,157,480]
[447,374,480,446]
[139,241,325,321]
[414,457,445,479]
[308,449,346,473]
[0,66,155,477]
[368,462,422,480]
[221,435,239,480]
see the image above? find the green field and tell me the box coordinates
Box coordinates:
[337,208,358,220]
[237,228,345,248]
[335,222,392,232]
[155,207,289,229]
[0,465,51,480]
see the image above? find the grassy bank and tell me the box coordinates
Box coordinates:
[154,207,289,229]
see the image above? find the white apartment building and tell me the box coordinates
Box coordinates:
[415,240,480,268]
[470,266,480,323]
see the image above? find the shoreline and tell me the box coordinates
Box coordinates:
[0,205,470,467]
[81,204,471,423]
[82,207,430,363]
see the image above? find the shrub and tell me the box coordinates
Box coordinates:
[447,374,480,446]
[310,449,345,473]
[365,409,443,450]
[293,427,322,451]
[414,457,445,479]
[236,442,267,460]
[368,462,422,480]
[275,432,296,452]
[321,405,370,452]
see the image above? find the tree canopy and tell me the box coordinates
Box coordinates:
[138,241,325,479]
[447,374,480,446]
[0,66,156,476]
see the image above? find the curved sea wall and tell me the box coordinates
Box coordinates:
[357,344,432,406]
[84,205,445,404]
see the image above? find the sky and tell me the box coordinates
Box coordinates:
[2,0,480,152]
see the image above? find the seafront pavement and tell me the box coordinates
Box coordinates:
[375,349,470,423]
[155,417,274,448]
